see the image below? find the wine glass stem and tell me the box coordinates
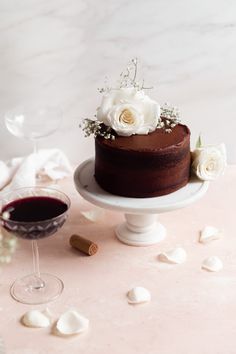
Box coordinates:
[31,240,41,278]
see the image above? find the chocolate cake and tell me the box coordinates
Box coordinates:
[94,123,191,198]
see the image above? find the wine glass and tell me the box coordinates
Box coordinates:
[0,187,70,305]
[4,104,62,155]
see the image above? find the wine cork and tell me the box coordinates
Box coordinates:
[70,234,98,256]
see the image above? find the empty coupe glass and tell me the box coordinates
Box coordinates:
[4,104,62,155]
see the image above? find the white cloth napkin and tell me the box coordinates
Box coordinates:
[0,149,73,192]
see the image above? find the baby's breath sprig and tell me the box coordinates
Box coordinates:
[119,58,139,89]
[80,119,115,140]
[159,103,181,133]
[97,58,152,94]
[0,228,17,264]
[97,76,112,94]
[118,58,153,91]
[80,118,101,137]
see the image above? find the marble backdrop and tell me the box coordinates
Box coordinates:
[0,0,235,163]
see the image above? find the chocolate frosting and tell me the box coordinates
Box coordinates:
[99,124,190,152]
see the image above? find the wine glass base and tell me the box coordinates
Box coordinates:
[10,273,64,305]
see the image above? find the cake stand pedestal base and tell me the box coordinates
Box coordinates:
[116,213,166,246]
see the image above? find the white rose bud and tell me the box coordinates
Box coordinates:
[191,143,227,181]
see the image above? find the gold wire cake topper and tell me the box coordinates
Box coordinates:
[81,58,181,139]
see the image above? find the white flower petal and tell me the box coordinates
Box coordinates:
[127,287,151,304]
[199,226,222,244]
[96,93,115,126]
[136,97,160,133]
[81,208,104,222]
[158,247,187,264]
[114,87,138,103]
[202,256,223,272]
[106,103,143,136]
[56,310,89,336]
[22,310,51,328]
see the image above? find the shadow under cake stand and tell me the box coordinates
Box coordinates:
[74,159,209,246]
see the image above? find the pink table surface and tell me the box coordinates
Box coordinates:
[0,166,235,354]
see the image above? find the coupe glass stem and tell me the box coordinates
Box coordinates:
[31,240,45,289]
[32,240,40,278]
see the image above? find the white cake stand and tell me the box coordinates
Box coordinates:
[74,159,209,246]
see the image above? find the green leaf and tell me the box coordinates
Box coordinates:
[196,134,202,148]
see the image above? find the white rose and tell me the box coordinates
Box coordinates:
[96,87,160,137]
[191,144,227,181]
[107,103,144,137]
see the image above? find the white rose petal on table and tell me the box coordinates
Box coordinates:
[55,310,89,336]
[191,143,227,181]
[127,287,151,304]
[81,207,105,222]
[21,310,51,328]
[199,226,222,244]
[202,256,223,272]
[158,247,187,264]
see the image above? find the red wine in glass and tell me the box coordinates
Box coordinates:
[2,196,68,239]
[0,187,70,305]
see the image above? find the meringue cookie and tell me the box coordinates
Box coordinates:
[158,247,187,264]
[199,226,222,244]
[56,310,89,336]
[21,310,51,328]
[202,256,223,272]
[127,286,151,304]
